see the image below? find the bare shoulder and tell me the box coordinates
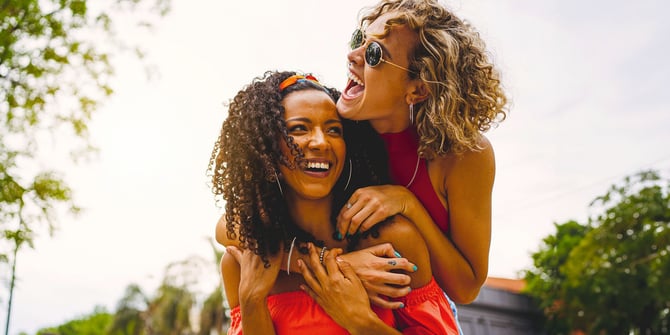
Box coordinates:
[215,214,241,247]
[359,216,432,287]
[433,135,495,188]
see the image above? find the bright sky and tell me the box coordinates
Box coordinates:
[4,0,670,333]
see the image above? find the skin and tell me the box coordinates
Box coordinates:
[220,88,441,334]
[335,12,493,303]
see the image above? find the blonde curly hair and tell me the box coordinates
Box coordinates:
[361,0,508,157]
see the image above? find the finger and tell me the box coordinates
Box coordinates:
[364,282,412,298]
[358,210,391,234]
[324,248,345,279]
[304,243,329,282]
[347,207,373,237]
[336,259,362,286]
[385,257,417,274]
[226,246,243,263]
[336,197,356,238]
[298,258,322,293]
[369,294,405,310]
[299,284,321,306]
[365,243,399,258]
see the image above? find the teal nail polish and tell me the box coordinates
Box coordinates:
[399,303,405,308]
[394,251,402,257]
[336,231,342,240]
[412,265,418,272]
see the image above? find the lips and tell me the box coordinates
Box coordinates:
[342,72,365,99]
[306,160,330,171]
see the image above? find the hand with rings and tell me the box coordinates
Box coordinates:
[298,244,371,329]
[336,243,417,309]
[336,185,418,239]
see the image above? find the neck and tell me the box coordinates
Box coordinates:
[285,193,336,243]
[368,108,411,134]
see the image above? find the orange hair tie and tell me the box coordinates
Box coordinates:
[279,74,321,92]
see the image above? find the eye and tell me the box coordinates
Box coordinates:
[288,124,308,134]
[327,126,343,136]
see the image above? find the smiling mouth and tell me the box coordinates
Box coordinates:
[344,72,365,98]
[305,161,331,172]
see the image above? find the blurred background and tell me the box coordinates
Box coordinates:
[1,0,669,334]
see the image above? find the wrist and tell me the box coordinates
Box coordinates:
[346,309,383,335]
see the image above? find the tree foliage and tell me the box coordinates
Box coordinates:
[524,170,670,334]
[36,306,112,335]
[1,0,170,257]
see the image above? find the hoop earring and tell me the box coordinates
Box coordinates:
[343,159,352,191]
[273,170,284,196]
[409,103,414,125]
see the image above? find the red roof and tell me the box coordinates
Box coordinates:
[484,277,526,294]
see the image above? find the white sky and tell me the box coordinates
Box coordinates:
[4,0,670,333]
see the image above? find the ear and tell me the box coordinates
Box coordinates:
[405,79,429,105]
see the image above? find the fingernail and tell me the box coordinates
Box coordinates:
[336,231,343,240]
[394,251,402,257]
[412,265,418,272]
[408,287,412,292]
[336,257,344,262]
[399,303,405,308]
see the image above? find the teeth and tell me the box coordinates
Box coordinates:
[347,72,364,86]
[307,161,330,170]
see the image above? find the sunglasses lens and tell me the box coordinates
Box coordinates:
[365,42,382,67]
[350,29,364,49]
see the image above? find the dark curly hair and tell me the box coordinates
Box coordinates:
[208,71,389,266]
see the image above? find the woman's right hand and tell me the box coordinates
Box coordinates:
[226,246,282,306]
[336,185,417,238]
[338,243,416,309]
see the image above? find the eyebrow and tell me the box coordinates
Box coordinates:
[285,117,342,125]
[365,30,397,61]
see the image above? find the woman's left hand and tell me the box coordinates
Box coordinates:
[298,244,374,328]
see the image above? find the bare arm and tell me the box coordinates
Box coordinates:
[335,137,494,303]
[412,138,494,303]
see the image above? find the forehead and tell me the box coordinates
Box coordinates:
[282,89,339,119]
[366,11,416,43]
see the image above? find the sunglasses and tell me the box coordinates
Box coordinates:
[350,28,414,73]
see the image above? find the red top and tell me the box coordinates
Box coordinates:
[379,127,450,233]
[227,278,457,335]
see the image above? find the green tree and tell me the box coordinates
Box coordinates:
[1,0,169,333]
[36,306,112,335]
[108,284,149,335]
[197,239,228,335]
[524,170,670,334]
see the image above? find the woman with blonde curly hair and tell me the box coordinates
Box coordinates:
[334,0,508,330]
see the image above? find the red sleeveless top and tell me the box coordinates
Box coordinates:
[379,127,450,233]
[227,278,458,335]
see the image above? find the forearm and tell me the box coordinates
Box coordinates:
[404,199,484,303]
[240,300,276,335]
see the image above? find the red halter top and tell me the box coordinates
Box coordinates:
[379,127,450,233]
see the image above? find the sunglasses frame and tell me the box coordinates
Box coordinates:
[350,28,415,73]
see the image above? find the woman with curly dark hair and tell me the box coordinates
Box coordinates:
[333,0,509,331]
[209,71,458,334]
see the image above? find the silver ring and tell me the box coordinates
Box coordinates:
[346,202,352,209]
[319,246,328,265]
[388,260,397,266]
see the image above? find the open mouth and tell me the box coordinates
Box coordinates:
[343,72,365,98]
[305,161,331,172]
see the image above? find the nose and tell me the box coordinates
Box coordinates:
[347,45,365,68]
[308,128,329,151]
